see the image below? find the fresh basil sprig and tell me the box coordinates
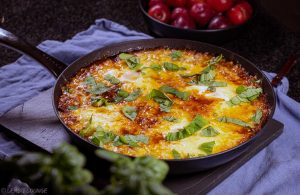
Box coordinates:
[159,85,190,101]
[79,115,94,137]
[228,86,263,106]
[169,50,182,60]
[124,88,141,102]
[163,62,186,71]
[172,149,181,159]
[148,89,173,112]
[91,97,109,107]
[119,53,142,70]
[218,116,251,128]
[122,106,138,121]
[199,141,215,155]
[252,109,263,124]
[165,115,209,141]
[104,74,120,85]
[200,126,219,137]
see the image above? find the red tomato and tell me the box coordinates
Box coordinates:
[165,0,187,7]
[189,3,216,26]
[186,0,205,8]
[148,3,171,23]
[208,15,231,29]
[172,15,196,29]
[227,1,252,25]
[171,7,189,20]
[149,0,164,7]
[206,0,234,12]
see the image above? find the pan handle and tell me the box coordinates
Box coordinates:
[0,28,67,78]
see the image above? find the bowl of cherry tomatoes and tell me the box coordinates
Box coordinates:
[139,0,257,43]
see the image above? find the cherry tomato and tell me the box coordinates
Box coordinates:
[206,0,234,12]
[165,0,187,7]
[171,7,189,20]
[172,15,196,29]
[227,1,252,25]
[149,0,164,7]
[189,3,216,26]
[208,15,231,29]
[148,3,171,23]
[186,0,205,8]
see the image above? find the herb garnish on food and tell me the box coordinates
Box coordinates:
[148,89,173,112]
[218,116,251,128]
[166,115,209,141]
[119,53,142,70]
[199,141,215,155]
[163,62,186,71]
[159,85,190,100]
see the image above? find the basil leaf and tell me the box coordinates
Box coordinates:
[199,69,215,82]
[86,83,109,94]
[159,85,190,100]
[218,116,251,128]
[112,134,149,147]
[200,126,219,137]
[148,89,173,112]
[122,106,137,121]
[166,115,209,141]
[169,50,182,60]
[252,109,263,124]
[67,106,78,110]
[104,74,120,85]
[79,115,93,137]
[90,130,116,147]
[229,87,263,106]
[91,97,109,107]
[83,76,97,86]
[119,53,141,70]
[142,64,162,71]
[180,73,198,78]
[236,85,247,94]
[199,81,227,87]
[162,116,178,122]
[172,149,181,159]
[163,62,186,71]
[199,141,215,155]
[207,54,223,66]
[114,89,130,103]
[124,89,141,102]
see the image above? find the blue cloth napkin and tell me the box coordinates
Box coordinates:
[0,19,300,194]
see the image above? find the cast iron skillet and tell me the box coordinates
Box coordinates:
[0,28,275,174]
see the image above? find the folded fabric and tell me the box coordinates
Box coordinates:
[0,19,300,195]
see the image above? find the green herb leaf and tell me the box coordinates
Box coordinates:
[90,129,116,147]
[236,85,247,94]
[114,89,130,103]
[112,134,149,147]
[119,53,142,70]
[122,106,137,121]
[200,126,219,137]
[199,141,215,155]
[104,74,120,85]
[142,64,163,71]
[169,50,182,60]
[159,85,190,100]
[218,116,251,128]
[91,97,109,107]
[200,81,227,87]
[86,83,109,94]
[124,88,141,102]
[67,106,78,110]
[148,89,173,112]
[79,115,94,137]
[165,115,209,141]
[162,116,178,122]
[229,87,263,106]
[163,62,186,71]
[83,76,97,86]
[171,149,181,159]
[207,54,223,66]
[252,109,263,124]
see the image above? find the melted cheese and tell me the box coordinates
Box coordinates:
[58,48,269,159]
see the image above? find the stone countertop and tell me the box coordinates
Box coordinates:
[0,0,299,101]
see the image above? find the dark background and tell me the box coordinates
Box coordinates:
[0,0,299,101]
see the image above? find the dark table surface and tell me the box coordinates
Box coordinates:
[0,0,299,101]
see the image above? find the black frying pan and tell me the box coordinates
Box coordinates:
[0,28,276,174]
